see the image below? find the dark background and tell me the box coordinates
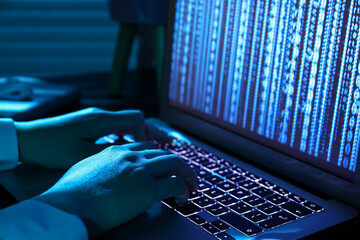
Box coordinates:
[0,0,359,239]
[0,0,159,116]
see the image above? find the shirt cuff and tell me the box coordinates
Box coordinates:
[0,200,88,239]
[0,118,19,170]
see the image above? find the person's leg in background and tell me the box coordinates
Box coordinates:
[153,25,165,98]
[109,23,138,97]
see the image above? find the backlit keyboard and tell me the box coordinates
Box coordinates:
[156,140,324,239]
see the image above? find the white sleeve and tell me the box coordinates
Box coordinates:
[0,118,19,170]
[0,120,88,238]
[0,200,88,240]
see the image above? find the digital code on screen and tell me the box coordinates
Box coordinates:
[168,0,360,181]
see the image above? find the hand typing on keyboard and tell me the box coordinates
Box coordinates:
[3,108,199,239]
[35,141,198,238]
[15,107,148,169]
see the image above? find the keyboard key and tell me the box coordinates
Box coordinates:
[204,175,224,185]
[204,188,225,199]
[259,211,296,230]
[197,148,211,156]
[226,174,246,183]
[251,187,273,198]
[273,186,290,196]
[238,180,259,190]
[193,196,215,208]
[281,201,313,217]
[229,202,253,214]
[258,179,275,188]
[216,232,235,240]
[195,169,212,178]
[232,166,246,174]
[175,203,201,216]
[189,159,201,166]
[188,144,202,153]
[304,201,323,212]
[215,168,233,177]
[187,144,200,151]
[220,212,263,237]
[169,145,186,153]
[229,188,251,199]
[217,195,238,206]
[192,156,211,165]
[189,191,202,200]
[188,163,200,170]
[203,162,222,171]
[288,193,306,204]
[243,210,268,223]
[257,202,280,214]
[219,160,236,169]
[182,150,197,159]
[211,220,230,231]
[198,181,212,191]
[202,223,221,235]
[244,172,261,181]
[188,214,207,225]
[216,182,237,192]
[205,203,229,216]
[266,194,288,205]
[209,155,222,162]
[162,198,182,208]
[242,195,265,206]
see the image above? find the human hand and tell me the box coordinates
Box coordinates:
[34,142,198,237]
[15,107,147,169]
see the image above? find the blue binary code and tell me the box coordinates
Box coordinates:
[168,0,360,179]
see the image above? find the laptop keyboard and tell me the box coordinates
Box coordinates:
[156,140,324,239]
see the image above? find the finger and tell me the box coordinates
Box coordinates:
[88,109,147,142]
[146,123,174,143]
[140,149,171,159]
[121,142,157,151]
[145,155,198,191]
[115,110,147,142]
[155,177,189,204]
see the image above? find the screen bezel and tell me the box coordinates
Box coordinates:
[160,0,360,209]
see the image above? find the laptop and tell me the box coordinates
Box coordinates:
[0,0,359,239]
[103,0,360,238]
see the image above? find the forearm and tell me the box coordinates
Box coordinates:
[0,200,88,239]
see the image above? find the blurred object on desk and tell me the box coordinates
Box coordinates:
[0,76,33,101]
[0,76,80,121]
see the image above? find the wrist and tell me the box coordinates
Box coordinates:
[14,121,35,164]
[13,122,22,162]
[0,118,19,169]
[14,121,26,163]
[33,192,106,238]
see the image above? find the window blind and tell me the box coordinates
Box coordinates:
[0,0,118,78]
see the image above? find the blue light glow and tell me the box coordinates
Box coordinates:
[169,0,360,180]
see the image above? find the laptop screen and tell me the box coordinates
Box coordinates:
[167,0,360,182]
